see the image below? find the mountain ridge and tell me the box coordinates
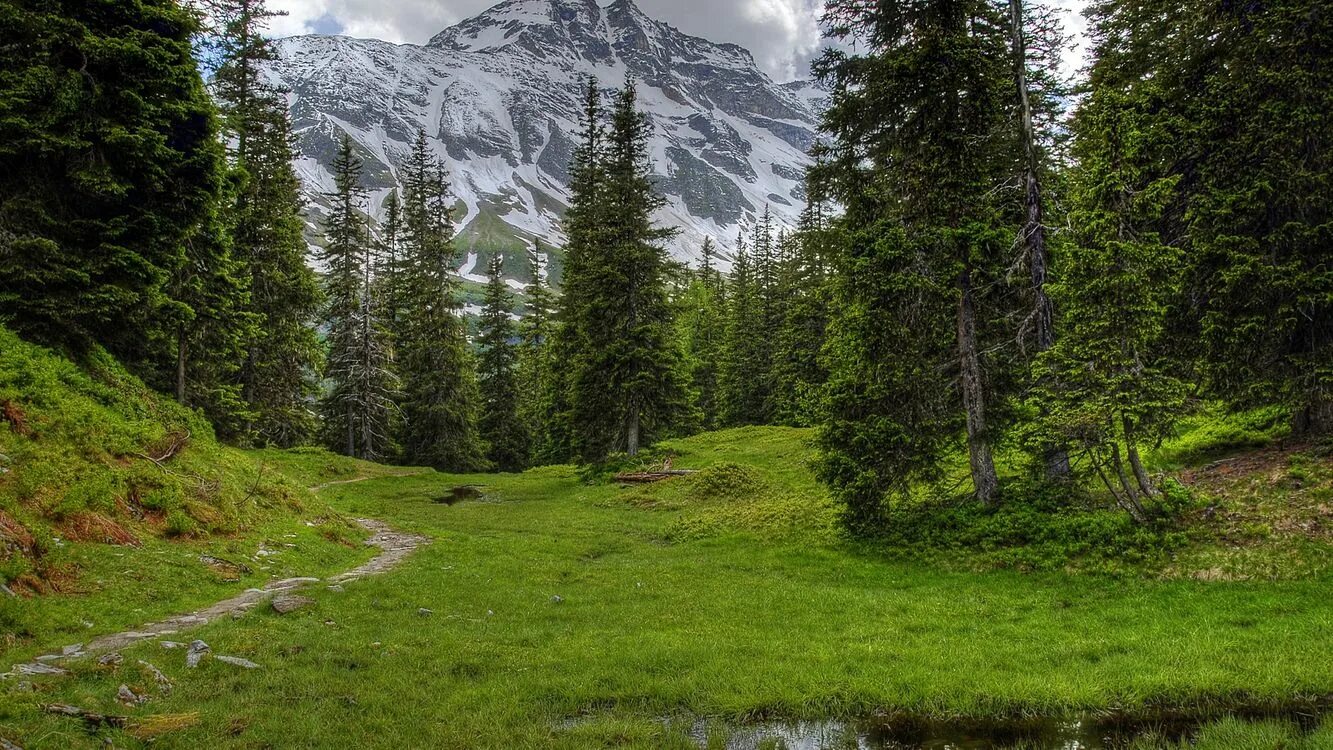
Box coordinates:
[266,0,826,279]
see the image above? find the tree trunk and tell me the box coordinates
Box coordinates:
[1293,399,1333,436]
[626,408,640,458]
[175,329,188,405]
[1110,443,1150,523]
[1009,0,1070,479]
[958,265,999,506]
[346,405,355,458]
[1122,416,1157,498]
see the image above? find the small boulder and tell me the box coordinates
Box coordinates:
[97,653,123,667]
[417,608,433,617]
[185,640,210,669]
[136,661,172,693]
[116,684,146,706]
[550,595,564,604]
[327,584,344,593]
[271,594,315,614]
[215,655,260,669]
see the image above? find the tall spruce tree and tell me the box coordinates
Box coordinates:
[814,0,1019,522]
[677,256,725,431]
[319,136,365,456]
[478,254,530,471]
[0,0,231,382]
[771,195,832,427]
[1034,86,1187,523]
[396,130,487,471]
[518,242,559,462]
[719,231,768,426]
[560,77,685,461]
[202,0,322,446]
[317,135,396,460]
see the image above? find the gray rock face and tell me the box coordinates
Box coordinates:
[266,0,826,266]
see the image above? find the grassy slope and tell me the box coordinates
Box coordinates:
[0,327,383,663]
[2,426,1330,748]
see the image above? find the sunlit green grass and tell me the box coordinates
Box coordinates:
[3,427,1330,748]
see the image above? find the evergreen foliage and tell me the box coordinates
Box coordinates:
[395,130,487,471]
[556,78,686,462]
[813,0,1020,518]
[0,0,230,374]
[478,254,530,471]
[318,135,396,461]
[202,0,322,447]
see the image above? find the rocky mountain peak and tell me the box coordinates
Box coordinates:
[267,0,824,278]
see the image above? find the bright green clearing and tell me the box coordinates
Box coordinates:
[2,427,1331,748]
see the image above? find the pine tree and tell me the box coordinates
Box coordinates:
[771,195,832,427]
[316,135,396,460]
[1034,86,1188,523]
[377,188,405,338]
[478,254,530,471]
[518,242,560,463]
[677,255,725,431]
[719,231,769,426]
[166,191,256,438]
[396,130,487,471]
[814,0,1019,519]
[561,78,686,461]
[0,0,230,379]
[202,0,322,446]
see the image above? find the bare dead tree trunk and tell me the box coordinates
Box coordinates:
[1009,2,1064,477]
[1009,0,1070,479]
[959,265,1000,506]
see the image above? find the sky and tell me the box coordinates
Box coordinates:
[267,0,1091,83]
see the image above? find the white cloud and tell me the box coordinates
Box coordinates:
[264,0,1088,83]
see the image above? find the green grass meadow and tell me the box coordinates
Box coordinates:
[2,427,1331,748]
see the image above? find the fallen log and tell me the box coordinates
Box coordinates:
[614,470,697,484]
[42,703,128,729]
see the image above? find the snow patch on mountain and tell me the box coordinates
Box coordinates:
[267,0,825,267]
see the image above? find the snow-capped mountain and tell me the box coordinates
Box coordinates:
[266,0,826,275]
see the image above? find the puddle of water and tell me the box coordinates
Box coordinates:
[433,485,484,505]
[661,706,1329,749]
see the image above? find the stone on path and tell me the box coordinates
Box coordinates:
[271,594,315,614]
[185,640,210,668]
[5,663,67,677]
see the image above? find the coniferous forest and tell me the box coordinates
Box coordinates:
[1,0,1331,746]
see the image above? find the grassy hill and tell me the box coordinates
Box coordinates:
[0,326,378,660]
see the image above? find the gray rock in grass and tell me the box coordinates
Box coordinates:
[271,594,315,614]
[185,640,210,668]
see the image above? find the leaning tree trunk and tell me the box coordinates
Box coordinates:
[1121,415,1158,498]
[958,265,1000,506]
[1009,0,1070,479]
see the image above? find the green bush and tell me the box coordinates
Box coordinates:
[687,463,766,501]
